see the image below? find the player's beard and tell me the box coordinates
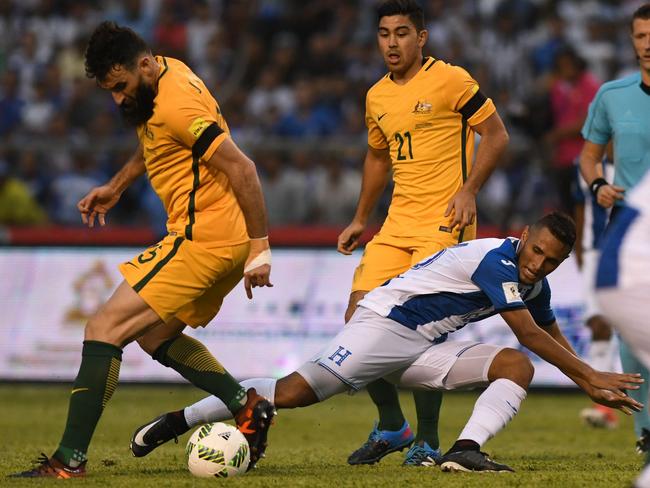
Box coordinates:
[119,81,156,127]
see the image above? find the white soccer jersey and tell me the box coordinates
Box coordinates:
[358,238,555,342]
[597,169,650,290]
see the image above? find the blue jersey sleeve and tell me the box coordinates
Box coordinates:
[572,164,586,205]
[581,87,611,145]
[525,278,556,326]
[471,250,526,312]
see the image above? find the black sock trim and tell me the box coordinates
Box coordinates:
[82,340,123,360]
[448,439,480,453]
[152,337,176,366]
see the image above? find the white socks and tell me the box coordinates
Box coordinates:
[457,378,527,446]
[588,339,616,372]
[184,378,277,428]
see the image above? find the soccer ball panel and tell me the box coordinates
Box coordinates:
[186,422,250,478]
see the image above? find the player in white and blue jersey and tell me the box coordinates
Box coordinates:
[131,212,643,473]
[597,168,650,486]
[579,3,650,446]
[574,157,620,428]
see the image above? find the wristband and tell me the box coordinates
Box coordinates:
[589,178,608,197]
[244,249,272,273]
[249,235,269,241]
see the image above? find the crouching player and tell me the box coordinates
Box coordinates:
[131,212,643,472]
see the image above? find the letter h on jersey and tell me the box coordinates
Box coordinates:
[328,346,352,366]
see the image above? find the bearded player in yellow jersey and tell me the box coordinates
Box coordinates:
[11,22,276,479]
[338,0,509,466]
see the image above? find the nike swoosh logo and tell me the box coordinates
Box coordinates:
[133,419,161,447]
[71,387,89,395]
[501,259,516,268]
[378,112,388,121]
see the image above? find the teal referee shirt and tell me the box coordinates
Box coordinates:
[582,71,650,193]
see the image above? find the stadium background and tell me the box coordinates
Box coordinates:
[0,0,639,385]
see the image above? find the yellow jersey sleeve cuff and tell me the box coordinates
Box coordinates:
[368,141,389,150]
[200,131,229,163]
[467,98,496,126]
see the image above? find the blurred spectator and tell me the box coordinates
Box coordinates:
[545,46,600,214]
[0,70,24,135]
[259,151,309,226]
[16,149,50,205]
[186,1,219,67]
[0,0,642,231]
[56,37,87,86]
[579,14,618,82]
[273,79,340,137]
[109,0,158,44]
[260,149,320,225]
[154,3,187,59]
[246,67,295,120]
[21,81,56,133]
[0,159,47,225]
[7,30,48,100]
[48,150,103,225]
[531,11,568,76]
[192,29,234,90]
[313,155,361,226]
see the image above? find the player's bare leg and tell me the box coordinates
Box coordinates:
[10,281,164,478]
[437,348,533,473]
[129,372,321,460]
[132,319,275,469]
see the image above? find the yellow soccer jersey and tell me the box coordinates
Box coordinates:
[365,57,495,239]
[137,56,248,247]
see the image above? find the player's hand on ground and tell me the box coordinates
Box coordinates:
[337,221,365,255]
[77,184,121,228]
[596,184,625,208]
[244,238,273,299]
[445,189,476,232]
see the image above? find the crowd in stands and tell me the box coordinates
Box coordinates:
[0,0,644,234]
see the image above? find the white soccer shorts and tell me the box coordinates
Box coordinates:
[304,306,504,394]
[598,286,650,370]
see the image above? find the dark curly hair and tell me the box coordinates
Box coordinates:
[377,0,425,32]
[85,21,149,82]
[531,211,576,250]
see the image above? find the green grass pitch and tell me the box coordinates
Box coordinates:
[1,384,643,487]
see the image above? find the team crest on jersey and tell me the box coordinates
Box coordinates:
[412,100,432,115]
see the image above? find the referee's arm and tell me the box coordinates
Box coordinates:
[579,140,624,208]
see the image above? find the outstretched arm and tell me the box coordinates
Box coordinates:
[446,111,509,231]
[539,321,578,356]
[337,146,391,254]
[77,144,146,227]
[205,137,272,298]
[501,309,643,414]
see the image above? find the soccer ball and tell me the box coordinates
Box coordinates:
[186,422,250,478]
